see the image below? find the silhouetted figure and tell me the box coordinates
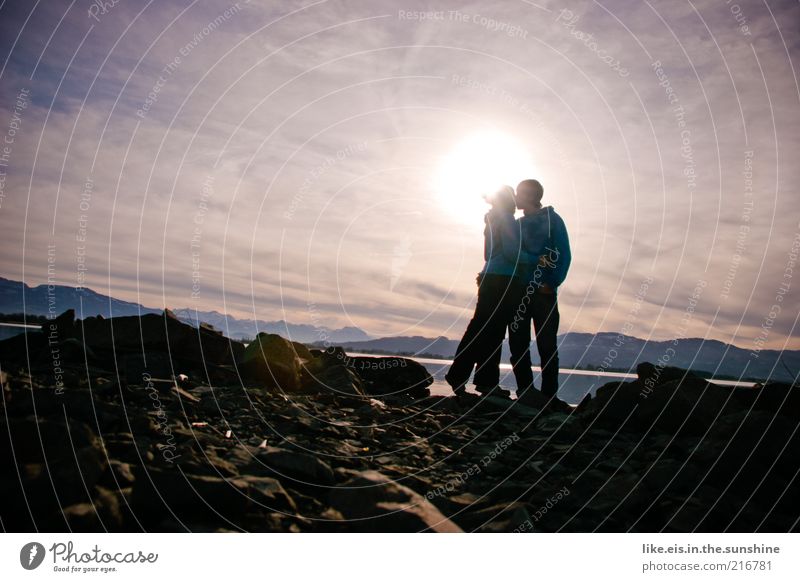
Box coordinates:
[474,179,571,401]
[445,186,539,396]
[513,179,571,399]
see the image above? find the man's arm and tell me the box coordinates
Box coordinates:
[551,213,571,287]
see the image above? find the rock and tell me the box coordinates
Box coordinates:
[122,352,173,385]
[733,382,800,421]
[341,355,433,398]
[536,412,582,434]
[63,486,124,531]
[302,364,365,397]
[291,341,314,361]
[240,476,298,512]
[199,321,221,335]
[0,329,48,368]
[702,411,800,494]
[579,367,733,436]
[0,370,8,403]
[78,312,244,366]
[0,418,108,528]
[516,388,572,413]
[130,467,260,525]
[248,446,335,486]
[636,361,704,387]
[59,337,98,364]
[575,392,592,413]
[103,460,137,488]
[3,327,798,533]
[304,349,432,398]
[239,333,308,390]
[454,502,533,532]
[633,378,730,435]
[329,470,462,532]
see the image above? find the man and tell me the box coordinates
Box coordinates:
[507,179,571,401]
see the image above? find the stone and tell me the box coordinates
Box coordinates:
[329,470,462,532]
[78,312,244,366]
[248,446,335,486]
[103,460,137,488]
[239,333,308,391]
[454,502,533,532]
[0,417,107,504]
[302,364,366,398]
[0,417,108,528]
[63,486,124,531]
[579,368,734,436]
[341,355,433,398]
[240,476,298,512]
[3,324,798,533]
[130,467,258,524]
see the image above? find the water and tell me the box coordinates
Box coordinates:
[1,323,754,404]
[351,353,757,405]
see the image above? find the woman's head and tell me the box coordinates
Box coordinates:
[485,185,516,213]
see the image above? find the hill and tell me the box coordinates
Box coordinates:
[0,277,370,344]
[324,331,799,383]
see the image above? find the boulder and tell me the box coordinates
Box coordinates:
[306,349,433,398]
[0,418,108,528]
[732,381,800,421]
[453,502,533,532]
[62,486,124,531]
[516,388,572,413]
[302,364,366,397]
[78,311,244,366]
[579,363,735,436]
[131,468,258,524]
[239,475,298,512]
[343,355,433,398]
[239,333,309,391]
[52,308,77,339]
[248,446,335,486]
[329,470,462,532]
[632,377,731,435]
[636,361,703,388]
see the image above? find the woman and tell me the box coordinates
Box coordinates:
[445,186,538,397]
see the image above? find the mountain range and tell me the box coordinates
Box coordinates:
[330,333,799,383]
[1,276,797,383]
[0,277,370,344]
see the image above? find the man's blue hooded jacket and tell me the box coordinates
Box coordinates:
[519,205,571,291]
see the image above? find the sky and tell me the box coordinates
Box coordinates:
[0,0,798,351]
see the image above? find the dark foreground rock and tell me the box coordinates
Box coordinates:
[330,470,461,532]
[1,313,798,532]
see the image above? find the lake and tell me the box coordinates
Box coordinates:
[0,323,756,405]
[351,353,757,405]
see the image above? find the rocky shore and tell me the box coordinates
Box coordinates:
[1,309,798,532]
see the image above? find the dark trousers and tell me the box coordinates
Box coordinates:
[475,287,561,397]
[446,274,525,389]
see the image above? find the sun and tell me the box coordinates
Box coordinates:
[433,131,535,224]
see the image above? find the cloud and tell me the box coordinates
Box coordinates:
[0,0,798,349]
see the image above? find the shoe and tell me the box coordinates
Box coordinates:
[544,395,570,413]
[475,385,511,399]
[445,372,467,396]
[515,386,531,398]
[515,387,546,408]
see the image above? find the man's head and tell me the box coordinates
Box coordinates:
[516,179,543,212]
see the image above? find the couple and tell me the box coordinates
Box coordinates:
[445,179,571,405]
